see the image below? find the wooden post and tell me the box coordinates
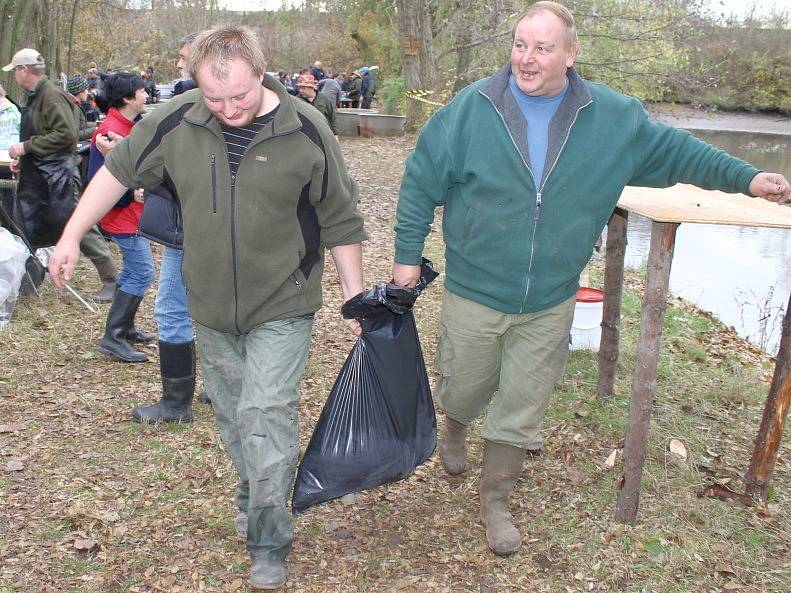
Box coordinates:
[744,290,791,501]
[597,208,628,397]
[615,221,678,524]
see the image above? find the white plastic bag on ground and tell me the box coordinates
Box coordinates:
[0,228,31,329]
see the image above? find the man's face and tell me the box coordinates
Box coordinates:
[510,11,577,96]
[297,85,315,100]
[198,59,265,128]
[13,66,30,90]
[177,45,191,79]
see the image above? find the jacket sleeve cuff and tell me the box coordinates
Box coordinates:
[740,167,763,196]
[394,246,424,266]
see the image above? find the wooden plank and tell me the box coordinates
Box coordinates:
[615,221,678,524]
[0,150,11,167]
[597,208,628,397]
[618,184,791,228]
[744,289,791,501]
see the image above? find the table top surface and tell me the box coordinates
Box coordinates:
[0,149,11,167]
[618,184,791,229]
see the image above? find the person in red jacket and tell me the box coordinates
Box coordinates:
[86,72,155,362]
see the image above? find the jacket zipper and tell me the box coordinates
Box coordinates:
[480,89,592,312]
[519,98,593,309]
[209,153,217,213]
[230,172,241,333]
[291,274,303,290]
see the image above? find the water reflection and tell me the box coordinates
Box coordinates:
[623,128,791,355]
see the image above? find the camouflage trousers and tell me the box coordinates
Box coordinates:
[196,315,313,561]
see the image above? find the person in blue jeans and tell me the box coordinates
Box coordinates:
[87,72,155,363]
[130,33,200,423]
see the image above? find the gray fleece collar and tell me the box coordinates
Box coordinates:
[479,63,593,186]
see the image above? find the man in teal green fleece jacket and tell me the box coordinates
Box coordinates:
[392,1,790,557]
[49,26,366,590]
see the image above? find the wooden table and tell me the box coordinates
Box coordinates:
[597,184,791,523]
[0,149,11,167]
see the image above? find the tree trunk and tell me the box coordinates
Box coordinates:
[65,0,79,74]
[397,0,437,130]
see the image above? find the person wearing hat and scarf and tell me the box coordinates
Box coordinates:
[296,73,338,135]
[67,74,98,141]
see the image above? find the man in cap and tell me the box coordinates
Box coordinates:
[48,25,365,588]
[5,49,117,300]
[296,73,338,134]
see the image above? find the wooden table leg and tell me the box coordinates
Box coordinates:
[615,221,678,524]
[597,208,628,397]
[744,290,791,501]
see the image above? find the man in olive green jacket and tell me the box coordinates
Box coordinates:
[49,26,365,590]
[296,73,338,135]
[4,48,116,300]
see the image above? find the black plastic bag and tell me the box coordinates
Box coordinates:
[14,154,80,249]
[292,259,439,514]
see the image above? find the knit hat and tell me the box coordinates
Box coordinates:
[296,74,317,89]
[67,74,89,95]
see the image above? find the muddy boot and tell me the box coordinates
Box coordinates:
[132,341,195,423]
[90,248,118,303]
[98,290,148,362]
[249,557,287,590]
[438,417,468,475]
[127,326,157,343]
[480,440,526,556]
[94,280,117,303]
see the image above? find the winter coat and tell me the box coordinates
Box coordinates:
[395,64,760,315]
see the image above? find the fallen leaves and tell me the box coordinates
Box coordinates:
[669,438,688,460]
[5,459,24,472]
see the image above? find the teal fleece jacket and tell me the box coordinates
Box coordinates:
[394,65,760,315]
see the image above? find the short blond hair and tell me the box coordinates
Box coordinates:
[512,1,578,49]
[188,25,267,83]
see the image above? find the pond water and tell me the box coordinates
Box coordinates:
[623,128,791,355]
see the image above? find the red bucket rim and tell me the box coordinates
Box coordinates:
[576,287,604,303]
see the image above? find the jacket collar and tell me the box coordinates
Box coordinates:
[479,63,593,185]
[182,73,301,138]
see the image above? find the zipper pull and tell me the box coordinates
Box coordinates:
[534,192,542,221]
[231,173,236,188]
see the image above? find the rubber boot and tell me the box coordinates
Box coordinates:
[125,289,156,343]
[438,417,468,475]
[91,251,118,303]
[127,326,157,343]
[98,290,148,362]
[131,341,195,423]
[249,557,287,590]
[479,440,526,556]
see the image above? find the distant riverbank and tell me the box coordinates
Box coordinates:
[647,102,791,136]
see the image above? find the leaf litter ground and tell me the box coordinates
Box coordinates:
[0,135,789,593]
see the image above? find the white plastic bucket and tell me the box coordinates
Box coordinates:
[570,287,604,352]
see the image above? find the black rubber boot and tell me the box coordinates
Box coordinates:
[125,289,156,343]
[98,290,148,362]
[131,340,195,423]
[127,327,157,343]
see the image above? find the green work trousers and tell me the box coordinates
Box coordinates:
[196,315,313,562]
[434,289,575,450]
[80,225,117,283]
